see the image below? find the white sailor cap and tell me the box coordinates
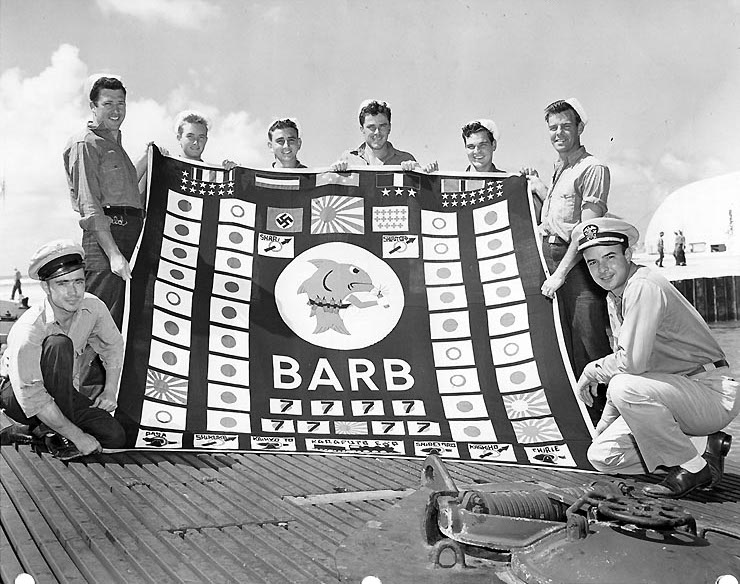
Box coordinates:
[573,217,640,251]
[465,118,500,142]
[85,73,124,101]
[357,99,390,121]
[563,97,588,127]
[29,240,85,281]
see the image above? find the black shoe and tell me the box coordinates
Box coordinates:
[643,465,712,499]
[31,423,55,439]
[703,431,732,487]
[44,434,85,461]
[0,423,32,445]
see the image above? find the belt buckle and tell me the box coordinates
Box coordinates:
[110,213,128,227]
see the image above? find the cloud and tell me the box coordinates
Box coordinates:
[0,44,266,274]
[95,0,222,28]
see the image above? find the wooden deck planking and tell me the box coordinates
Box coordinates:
[3,445,739,584]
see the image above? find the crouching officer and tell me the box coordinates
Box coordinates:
[573,218,738,498]
[0,240,125,460]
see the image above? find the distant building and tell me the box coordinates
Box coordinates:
[646,172,740,254]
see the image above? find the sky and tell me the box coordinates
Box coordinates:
[1,0,739,275]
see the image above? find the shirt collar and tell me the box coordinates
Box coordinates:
[271,160,302,169]
[557,145,588,168]
[357,141,397,163]
[87,120,122,143]
[42,296,90,327]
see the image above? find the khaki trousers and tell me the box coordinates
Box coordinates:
[588,368,739,473]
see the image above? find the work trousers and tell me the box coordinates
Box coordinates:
[0,335,125,448]
[542,241,612,378]
[588,369,739,473]
[82,216,143,330]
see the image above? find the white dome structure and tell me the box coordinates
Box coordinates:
[645,172,740,254]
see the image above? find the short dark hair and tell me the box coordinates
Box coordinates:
[544,100,581,126]
[268,119,300,140]
[89,77,126,104]
[461,121,494,144]
[359,101,391,126]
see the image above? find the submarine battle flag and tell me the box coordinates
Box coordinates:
[116,149,594,469]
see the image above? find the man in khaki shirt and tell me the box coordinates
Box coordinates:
[0,240,126,460]
[574,218,737,498]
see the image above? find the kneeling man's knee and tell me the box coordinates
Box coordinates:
[607,374,641,406]
[588,439,623,472]
[99,420,126,449]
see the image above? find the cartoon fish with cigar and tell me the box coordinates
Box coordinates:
[297,259,389,335]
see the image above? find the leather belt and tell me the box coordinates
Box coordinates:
[543,234,568,246]
[103,206,145,218]
[686,359,729,377]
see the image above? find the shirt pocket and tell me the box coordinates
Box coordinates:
[100,150,127,199]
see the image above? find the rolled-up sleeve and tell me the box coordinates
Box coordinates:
[577,163,609,213]
[7,321,54,418]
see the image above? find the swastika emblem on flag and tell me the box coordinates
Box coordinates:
[275,212,294,229]
[266,207,303,233]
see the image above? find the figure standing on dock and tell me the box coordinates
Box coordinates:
[674,229,687,266]
[10,268,22,300]
[655,231,664,267]
[573,218,737,499]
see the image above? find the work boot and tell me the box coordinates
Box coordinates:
[703,431,732,487]
[44,434,85,461]
[31,423,55,439]
[0,422,32,445]
[643,465,712,499]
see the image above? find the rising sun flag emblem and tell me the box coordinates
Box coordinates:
[144,369,189,404]
[310,195,364,234]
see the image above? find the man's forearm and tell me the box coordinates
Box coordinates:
[552,237,581,279]
[94,229,123,262]
[35,401,87,443]
[102,366,122,397]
